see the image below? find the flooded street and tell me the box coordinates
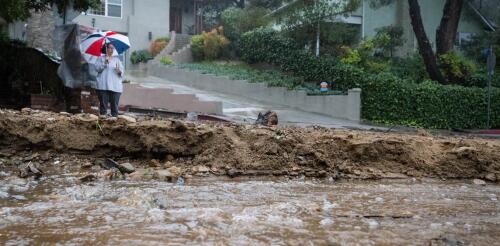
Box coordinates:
[0,166,499,245]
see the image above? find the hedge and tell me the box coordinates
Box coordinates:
[241,27,500,129]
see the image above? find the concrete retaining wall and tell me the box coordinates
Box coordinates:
[149,64,361,122]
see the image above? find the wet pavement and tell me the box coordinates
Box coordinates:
[0,165,499,245]
[125,72,380,130]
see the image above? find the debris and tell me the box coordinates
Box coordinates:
[485,173,497,182]
[155,169,174,181]
[100,158,120,170]
[166,166,183,177]
[18,162,43,179]
[191,165,210,175]
[81,162,93,169]
[255,111,278,126]
[149,159,161,168]
[79,174,97,182]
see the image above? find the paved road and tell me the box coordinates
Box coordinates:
[125,72,382,130]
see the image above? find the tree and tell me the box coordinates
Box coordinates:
[0,0,98,24]
[276,0,360,56]
[370,0,469,84]
[408,0,446,83]
[373,25,405,57]
[435,0,465,55]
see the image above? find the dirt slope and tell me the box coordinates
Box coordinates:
[1,109,499,180]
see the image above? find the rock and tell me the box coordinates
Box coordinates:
[127,169,154,181]
[81,162,93,169]
[74,113,99,122]
[166,166,183,177]
[192,165,210,175]
[118,162,135,174]
[163,161,174,168]
[227,168,240,178]
[97,170,113,181]
[18,162,43,179]
[59,112,71,116]
[40,152,51,161]
[79,174,97,182]
[473,179,486,185]
[166,155,175,161]
[46,117,56,123]
[105,117,117,122]
[21,108,31,114]
[317,170,328,177]
[255,111,278,126]
[110,167,124,180]
[149,159,161,168]
[118,115,137,123]
[155,170,174,181]
[171,120,188,132]
[100,158,120,170]
[485,173,497,182]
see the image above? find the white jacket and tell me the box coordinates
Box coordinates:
[95,56,124,93]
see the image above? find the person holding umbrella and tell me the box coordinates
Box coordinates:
[95,43,124,117]
[81,31,130,117]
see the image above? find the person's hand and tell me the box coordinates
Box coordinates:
[114,63,122,76]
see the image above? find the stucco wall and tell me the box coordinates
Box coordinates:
[148,64,362,122]
[71,0,170,67]
[361,0,485,55]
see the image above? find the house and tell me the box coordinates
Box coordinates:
[6,0,208,68]
[274,0,496,56]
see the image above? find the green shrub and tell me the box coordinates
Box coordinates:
[190,27,230,61]
[149,38,169,57]
[191,35,204,61]
[438,51,476,85]
[221,6,271,55]
[130,49,153,64]
[160,56,173,65]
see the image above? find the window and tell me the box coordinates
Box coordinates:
[455,32,473,46]
[88,0,122,18]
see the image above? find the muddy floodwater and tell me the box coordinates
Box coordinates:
[0,166,499,246]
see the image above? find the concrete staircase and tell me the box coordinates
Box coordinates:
[152,32,193,64]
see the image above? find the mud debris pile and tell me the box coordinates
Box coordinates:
[0,109,499,181]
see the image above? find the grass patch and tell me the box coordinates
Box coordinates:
[176,61,345,95]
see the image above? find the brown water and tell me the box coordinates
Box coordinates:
[0,167,499,245]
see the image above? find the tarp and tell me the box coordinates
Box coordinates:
[54,24,98,88]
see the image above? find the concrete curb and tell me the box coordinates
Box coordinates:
[148,64,361,122]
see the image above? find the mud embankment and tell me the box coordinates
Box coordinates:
[0,109,499,181]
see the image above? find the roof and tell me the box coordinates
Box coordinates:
[467,1,496,32]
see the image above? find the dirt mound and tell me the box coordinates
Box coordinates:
[1,109,499,180]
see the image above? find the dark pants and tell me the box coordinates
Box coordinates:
[96,90,121,117]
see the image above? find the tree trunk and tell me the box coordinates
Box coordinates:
[436,0,464,56]
[408,0,446,84]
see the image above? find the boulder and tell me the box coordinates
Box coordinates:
[155,170,174,181]
[118,162,136,174]
[100,158,120,170]
[473,179,486,185]
[166,166,183,177]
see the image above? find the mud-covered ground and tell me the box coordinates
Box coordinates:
[0,108,499,182]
